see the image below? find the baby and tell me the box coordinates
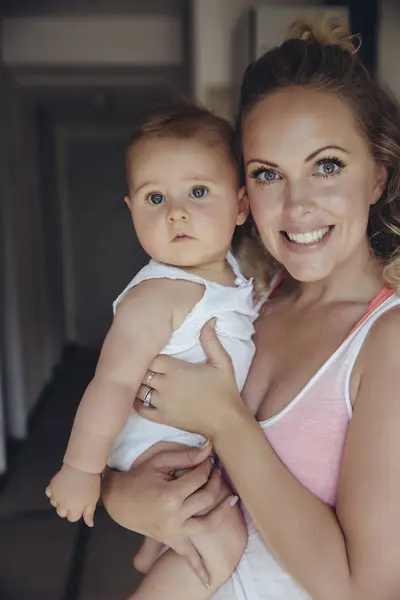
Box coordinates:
[46,103,260,598]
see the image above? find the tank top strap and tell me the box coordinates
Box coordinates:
[339,289,400,412]
[346,286,395,338]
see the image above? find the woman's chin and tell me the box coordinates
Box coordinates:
[283,262,334,283]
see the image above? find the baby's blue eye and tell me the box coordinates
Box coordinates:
[148,193,165,205]
[190,187,208,198]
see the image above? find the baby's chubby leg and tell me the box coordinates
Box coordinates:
[127,490,246,600]
[127,443,247,599]
[133,537,163,574]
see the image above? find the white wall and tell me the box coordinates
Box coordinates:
[378,0,400,100]
[1,16,182,66]
[192,0,251,105]
[191,0,325,106]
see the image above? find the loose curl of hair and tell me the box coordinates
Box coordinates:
[233,13,400,291]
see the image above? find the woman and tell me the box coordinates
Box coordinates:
[103,15,400,600]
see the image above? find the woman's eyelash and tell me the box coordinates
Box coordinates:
[249,166,279,185]
[316,155,347,167]
[250,166,268,177]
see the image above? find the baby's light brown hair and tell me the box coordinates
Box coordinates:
[125,102,238,186]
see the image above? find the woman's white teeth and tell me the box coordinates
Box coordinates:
[286,227,330,244]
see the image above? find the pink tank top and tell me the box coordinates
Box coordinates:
[259,287,400,507]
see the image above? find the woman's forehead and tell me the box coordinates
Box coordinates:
[242,88,365,157]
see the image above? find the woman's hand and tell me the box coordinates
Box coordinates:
[135,321,247,438]
[101,442,237,585]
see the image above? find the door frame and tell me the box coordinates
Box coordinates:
[55,123,130,342]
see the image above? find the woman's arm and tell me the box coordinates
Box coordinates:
[137,317,400,600]
[212,309,400,600]
[101,443,238,585]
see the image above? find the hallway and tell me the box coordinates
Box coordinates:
[0,348,143,600]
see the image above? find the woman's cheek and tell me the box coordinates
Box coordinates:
[248,187,278,225]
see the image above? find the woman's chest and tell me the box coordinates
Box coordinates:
[249,302,363,422]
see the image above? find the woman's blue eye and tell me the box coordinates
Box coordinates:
[250,168,281,184]
[318,161,340,175]
[316,159,345,177]
[148,193,165,205]
[190,186,208,198]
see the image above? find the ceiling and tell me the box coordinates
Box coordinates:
[0,0,185,18]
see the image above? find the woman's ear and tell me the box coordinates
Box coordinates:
[371,164,388,205]
[236,186,249,226]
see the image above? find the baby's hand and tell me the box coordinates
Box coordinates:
[45,464,100,527]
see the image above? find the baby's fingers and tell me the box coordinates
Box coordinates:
[49,496,58,508]
[83,505,96,528]
[56,505,68,518]
[66,508,83,523]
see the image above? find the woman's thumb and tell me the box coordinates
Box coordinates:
[200,320,229,367]
[154,440,212,471]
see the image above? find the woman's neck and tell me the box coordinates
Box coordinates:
[290,240,385,307]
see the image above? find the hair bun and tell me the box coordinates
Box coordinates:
[285,12,360,54]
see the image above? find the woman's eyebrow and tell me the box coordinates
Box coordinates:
[246,158,279,168]
[246,145,349,169]
[305,145,349,162]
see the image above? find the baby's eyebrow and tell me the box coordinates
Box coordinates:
[182,176,219,185]
[133,181,156,194]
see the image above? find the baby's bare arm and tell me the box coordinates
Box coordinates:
[46,279,205,523]
[63,280,178,475]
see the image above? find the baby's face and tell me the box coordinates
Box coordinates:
[125,137,248,268]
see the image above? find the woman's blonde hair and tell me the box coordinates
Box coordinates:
[234,12,400,291]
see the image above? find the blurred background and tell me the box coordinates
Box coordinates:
[0,0,396,598]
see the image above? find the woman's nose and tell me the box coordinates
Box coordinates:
[284,182,316,217]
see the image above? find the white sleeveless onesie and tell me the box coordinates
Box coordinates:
[107,252,258,471]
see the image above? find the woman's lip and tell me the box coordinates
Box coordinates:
[280,226,334,252]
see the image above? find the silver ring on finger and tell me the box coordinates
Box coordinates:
[143,387,153,408]
[146,370,156,387]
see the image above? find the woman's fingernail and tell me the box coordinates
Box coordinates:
[214,467,222,476]
[199,439,210,448]
[230,495,239,507]
[211,317,217,328]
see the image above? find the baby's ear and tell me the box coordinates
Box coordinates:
[236,186,249,226]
